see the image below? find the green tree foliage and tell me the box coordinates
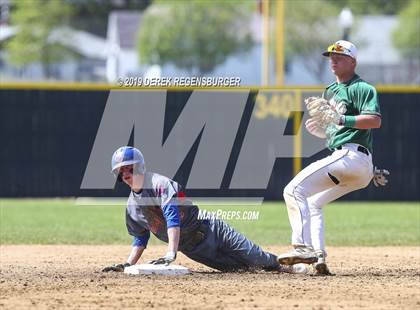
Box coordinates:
[393,0,420,58]
[284,0,340,78]
[5,0,73,78]
[324,0,411,15]
[137,0,254,75]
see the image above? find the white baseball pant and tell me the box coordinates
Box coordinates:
[283,143,373,252]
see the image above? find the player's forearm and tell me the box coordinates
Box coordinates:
[354,115,381,129]
[167,226,180,253]
[127,246,145,265]
[342,115,381,129]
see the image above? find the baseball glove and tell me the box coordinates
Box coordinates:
[149,251,177,266]
[305,97,341,128]
[102,262,130,272]
[373,166,390,187]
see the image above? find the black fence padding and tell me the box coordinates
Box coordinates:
[0,89,418,201]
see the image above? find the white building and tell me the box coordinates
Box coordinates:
[106,11,143,82]
[0,25,108,81]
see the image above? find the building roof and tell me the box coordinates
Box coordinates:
[0,25,107,60]
[50,27,108,60]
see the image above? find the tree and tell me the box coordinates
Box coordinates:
[137,0,254,75]
[393,0,420,58]
[284,0,340,80]
[5,0,74,78]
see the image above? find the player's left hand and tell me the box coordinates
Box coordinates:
[373,166,390,187]
[149,251,177,266]
[305,118,327,138]
[305,97,341,128]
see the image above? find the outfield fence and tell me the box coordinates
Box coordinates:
[1,84,419,200]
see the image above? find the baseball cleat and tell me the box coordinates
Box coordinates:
[314,262,331,275]
[277,246,318,265]
[313,250,332,276]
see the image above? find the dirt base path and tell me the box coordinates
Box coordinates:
[1,245,419,309]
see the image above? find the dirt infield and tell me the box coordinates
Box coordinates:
[1,245,419,309]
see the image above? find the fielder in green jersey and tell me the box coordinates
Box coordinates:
[323,74,381,153]
[278,40,389,275]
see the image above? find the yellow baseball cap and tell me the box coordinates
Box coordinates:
[322,40,357,59]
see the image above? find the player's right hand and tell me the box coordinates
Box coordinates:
[149,251,177,266]
[373,167,390,187]
[102,262,130,272]
[305,118,327,139]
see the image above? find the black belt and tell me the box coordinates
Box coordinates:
[336,145,369,156]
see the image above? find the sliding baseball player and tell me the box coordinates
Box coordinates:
[103,146,305,273]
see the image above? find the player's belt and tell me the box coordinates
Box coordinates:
[336,145,369,156]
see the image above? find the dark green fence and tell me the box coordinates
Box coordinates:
[1,87,418,200]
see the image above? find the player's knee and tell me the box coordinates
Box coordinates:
[283,183,305,206]
[309,203,322,215]
[283,182,296,196]
[308,198,322,211]
[283,192,291,207]
[285,182,308,200]
[283,183,294,201]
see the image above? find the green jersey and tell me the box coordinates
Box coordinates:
[323,74,381,153]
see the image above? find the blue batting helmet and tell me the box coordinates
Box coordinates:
[111,146,146,176]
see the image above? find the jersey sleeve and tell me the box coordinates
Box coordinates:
[162,204,180,228]
[357,84,381,116]
[155,179,181,228]
[154,177,179,208]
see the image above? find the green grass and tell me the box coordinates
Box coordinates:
[0,199,419,246]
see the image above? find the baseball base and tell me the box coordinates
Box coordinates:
[124,264,191,276]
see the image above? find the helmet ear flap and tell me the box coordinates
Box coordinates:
[113,167,123,182]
